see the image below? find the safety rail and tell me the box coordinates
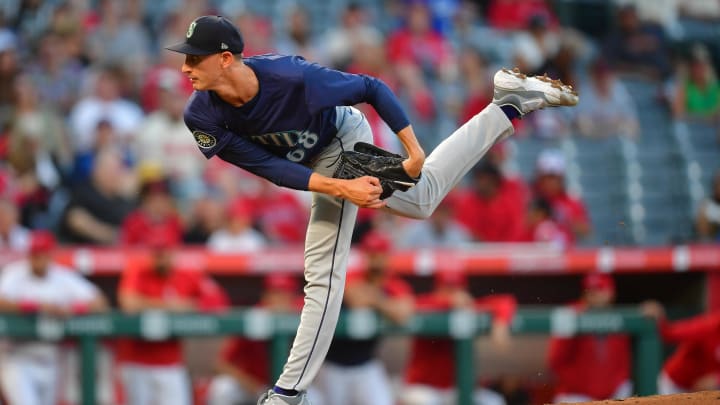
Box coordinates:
[0,308,660,405]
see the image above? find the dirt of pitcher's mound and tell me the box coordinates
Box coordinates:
[553,390,720,404]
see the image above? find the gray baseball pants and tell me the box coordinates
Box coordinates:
[275,103,514,392]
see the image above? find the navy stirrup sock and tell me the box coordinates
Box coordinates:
[500,105,521,121]
[274,386,299,396]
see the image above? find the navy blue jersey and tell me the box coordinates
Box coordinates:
[183,54,410,190]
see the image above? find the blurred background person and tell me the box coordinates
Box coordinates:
[532,150,591,243]
[85,0,151,82]
[387,0,456,83]
[398,193,472,248]
[512,13,560,77]
[400,270,510,405]
[547,274,632,403]
[206,199,267,253]
[206,273,304,405]
[321,2,383,71]
[59,148,135,244]
[696,170,720,242]
[68,66,143,157]
[120,177,183,246]
[575,59,640,139]
[0,230,108,405]
[486,0,558,31]
[134,69,206,206]
[117,233,228,405]
[182,194,226,245]
[316,232,414,405]
[602,4,672,80]
[247,180,308,245]
[275,5,320,62]
[671,43,720,122]
[7,72,73,186]
[454,161,527,243]
[0,198,29,250]
[522,197,571,250]
[648,305,720,394]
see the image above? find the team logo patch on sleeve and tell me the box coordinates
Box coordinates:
[193,131,217,149]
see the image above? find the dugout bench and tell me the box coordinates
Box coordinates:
[0,308,660,405]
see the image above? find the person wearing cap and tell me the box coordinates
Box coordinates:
[0,230,108,405]
[532,149,591,243]
[206,198,267,252]
[547,274,633,403]
[166,14,577,404]
[120,178,184,247]
[117,233,229,405]
[316,232,414,405]
[207,274,318,405]
[401,270,513,405]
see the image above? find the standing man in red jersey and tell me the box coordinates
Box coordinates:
[117,234,228,405]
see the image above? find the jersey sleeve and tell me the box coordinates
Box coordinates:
[184,101,313,190]
[660,313,720,343]
[297,57,410,133]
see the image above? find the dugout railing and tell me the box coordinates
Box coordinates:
[0,307,660,405]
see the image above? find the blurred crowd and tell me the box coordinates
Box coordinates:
[0,0,718,251]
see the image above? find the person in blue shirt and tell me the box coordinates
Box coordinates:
[167,15,577,405]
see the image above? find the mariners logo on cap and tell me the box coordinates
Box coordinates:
[193,130,216,149]
[186,21,197,38]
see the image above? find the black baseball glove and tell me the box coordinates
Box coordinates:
[332,142,420,200]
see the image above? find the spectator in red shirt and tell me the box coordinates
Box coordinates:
[316,232,414,405]
[206,273,305,405]
[387,0,456,83]
[547,274,632,403]
[522,197,571,250]
[454,161,527,242]
[532,149,591,242]
[117,234,228,405]
[401,270,513,405]
[486,0,558,31]
[249,180,309,245]
[120,178,183,246]
[644,308,720,394]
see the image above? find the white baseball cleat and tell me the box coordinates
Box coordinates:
[257,390,311,405]
[492,67,579,116]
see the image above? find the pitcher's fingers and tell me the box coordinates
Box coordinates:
[365,200,386,209]
[365,176,381,186]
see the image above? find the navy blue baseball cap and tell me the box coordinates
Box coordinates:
[166,15,244,56]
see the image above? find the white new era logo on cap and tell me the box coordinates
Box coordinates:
[220,42,228,50]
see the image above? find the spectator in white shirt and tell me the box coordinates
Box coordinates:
[207,200,267,253]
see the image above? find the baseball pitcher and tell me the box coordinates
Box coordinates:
[166,15,578,405]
